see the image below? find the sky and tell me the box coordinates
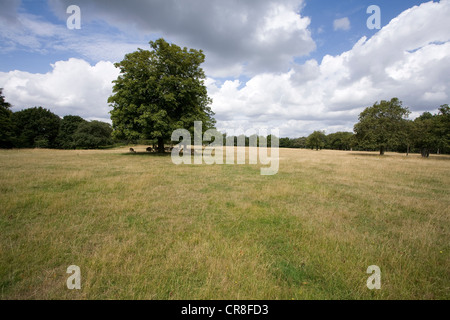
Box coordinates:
[0,0,449,138]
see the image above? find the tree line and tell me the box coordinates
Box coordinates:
[253,99,450,156]
[279,131,354,151]
[0,89,113,149]
[2,88,448,157]
[217,98,450,157]
[352,98,449,157]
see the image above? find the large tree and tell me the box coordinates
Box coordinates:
[109,38,215,152]
[0,89,15,148]
[12,107,61,148]
[56,115,87,149]
[354,98,410,155]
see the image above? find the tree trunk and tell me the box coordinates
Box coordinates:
[406,144,409,156]
[380,146,385,155]
[421,148,430,158]
[157,137,165,153]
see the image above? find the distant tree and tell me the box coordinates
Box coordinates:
[12,107,61,148]
[354,98,410,155]
[435,104,450,154]
[266,134,278,147]
[279,137,292,148]
[412,106,450,157]
[306,131,326,150]
[402,120,416,156]
[326,132,354,150]
[291,137,307,149]
[109,38,215,152]
[56,115,88,149]
[72,120,113,149]
[414,112,436,157]
[0,89,15,148]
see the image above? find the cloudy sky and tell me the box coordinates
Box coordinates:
[1,0,449,137]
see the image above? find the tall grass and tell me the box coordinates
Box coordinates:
[0,147,448,299]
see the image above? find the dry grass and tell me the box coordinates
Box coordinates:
[0,147,449,299]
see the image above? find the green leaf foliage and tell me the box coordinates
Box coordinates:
[306,131,327,150]
[325,132,355,150]
[72,120,113,149]
[56,115,88,149]
[12,106,61,148]
[354,98,410,155]
[0,89,15,148]
[109,38,215,151]
[413,105,450,156]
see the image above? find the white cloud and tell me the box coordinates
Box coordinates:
[333,17,350,31]
[46,0,315,77]
[0,58,119,122]
[208,1,450,137]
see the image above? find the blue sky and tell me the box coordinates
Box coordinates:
[0,0,449,137]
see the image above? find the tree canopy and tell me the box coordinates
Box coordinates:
[435,105,450,154]
[72,120,113,149]
[56,115,88,149]
[12,106,61,148]
[326,132,354,150]
[413,105,450,156]
[109,38,215,152]
[0,101,118,150]
[354,98,410,155]
[306,131,326,150]
[0,88,15,148]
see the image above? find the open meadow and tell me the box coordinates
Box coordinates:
[0,147,449,299]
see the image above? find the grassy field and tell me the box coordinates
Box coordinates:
[0,146,449,300]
